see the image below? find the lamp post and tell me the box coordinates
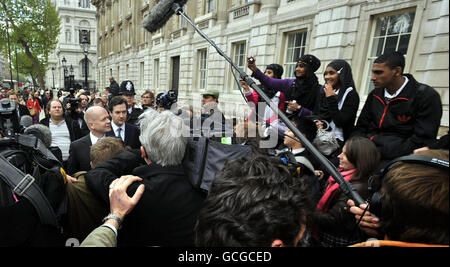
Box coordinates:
[69,64,74,89]
[80,30,90,90]
[62,56,68,90]
[5,17,14,89]
[51,67,55,89]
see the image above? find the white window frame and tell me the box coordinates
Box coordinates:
[153,59,160,91]
[230,41,248,91]
[361,7,420,96]
[198,49,208,90]
[284,31,307,79]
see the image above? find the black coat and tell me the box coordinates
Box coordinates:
[18,104,31,118]
[127,107,144,126]
[317,87,360,142]
[106,123,141,149]
[85,150,204,247]
[66,134,92,175]
[352,74,442,160]
[40,115,82,142]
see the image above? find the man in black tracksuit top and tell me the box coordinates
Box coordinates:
[353,52,442,162]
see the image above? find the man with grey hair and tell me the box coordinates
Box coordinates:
[85,109,204,247]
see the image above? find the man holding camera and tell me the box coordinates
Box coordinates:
[40,99,82,163]
[119,81,143,126]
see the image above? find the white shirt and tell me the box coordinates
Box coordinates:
[111,121,126,142]
[49,119,71,161]
[385,76,409,100]
[330,87,354,142]
[90,133,106,146]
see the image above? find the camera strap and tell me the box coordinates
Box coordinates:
[0,156,58,227]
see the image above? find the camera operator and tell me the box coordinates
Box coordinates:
[1,110,67,246]
[62,89,89,137]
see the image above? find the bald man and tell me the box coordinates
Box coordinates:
[67,106,112,175]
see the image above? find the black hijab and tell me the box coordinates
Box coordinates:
[286,55,321,111]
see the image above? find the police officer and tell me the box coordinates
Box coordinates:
[119,80,143,126]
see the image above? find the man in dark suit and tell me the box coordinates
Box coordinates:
[106,96,141,149]
[66,106,112,175]
[85,109,204,247]
[119,80,143,126]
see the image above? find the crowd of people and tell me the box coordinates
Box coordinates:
[0,51,448,247]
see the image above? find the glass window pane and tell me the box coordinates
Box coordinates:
[371,37,385,57]
[374,17,388,37]
[398,34,411,55]
[388,13,414,35]
[384,36,398,54]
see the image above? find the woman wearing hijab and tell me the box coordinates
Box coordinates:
[242,64,286,137]
[247,55,322,118]
[317,60,360,146]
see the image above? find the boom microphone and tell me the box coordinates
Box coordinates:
[142,0,188,33]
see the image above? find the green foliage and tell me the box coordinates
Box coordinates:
[0,0,61,87]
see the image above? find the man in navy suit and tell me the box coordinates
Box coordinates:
[66,106,112,175]
[106,96,141,149]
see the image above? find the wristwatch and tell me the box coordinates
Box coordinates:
[102,214,122,229]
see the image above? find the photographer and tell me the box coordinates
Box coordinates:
[63,89,89,137]
[1,117,67,246]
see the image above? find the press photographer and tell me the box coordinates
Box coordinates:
[62,89,89,137]
[0,99,68,246]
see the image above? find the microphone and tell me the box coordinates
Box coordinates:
[24,124,53,148]
[20,115,33,128]
[142,0,188,33]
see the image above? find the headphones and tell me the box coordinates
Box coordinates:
[368,155,449,217]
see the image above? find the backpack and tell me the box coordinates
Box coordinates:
[182,136,252,193]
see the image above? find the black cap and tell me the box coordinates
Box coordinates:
[119,80,136,96]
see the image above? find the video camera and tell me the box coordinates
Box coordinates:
[0,99,21,137]
[156,90,178,110]
[1,99,66,238]
[62,88,81,113]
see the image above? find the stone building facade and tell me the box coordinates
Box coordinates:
[45,0,98,90]
[92,0,449,128]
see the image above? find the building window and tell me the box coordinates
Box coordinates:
[140,62,145,90]
[198,49,208,89]
[154,59,160,90]
[232,41,247,90]
[363,11,416,94]
[65,30,72,43]
[206,0,215,14]
[284,31,307,79]
[79,0,90,8]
